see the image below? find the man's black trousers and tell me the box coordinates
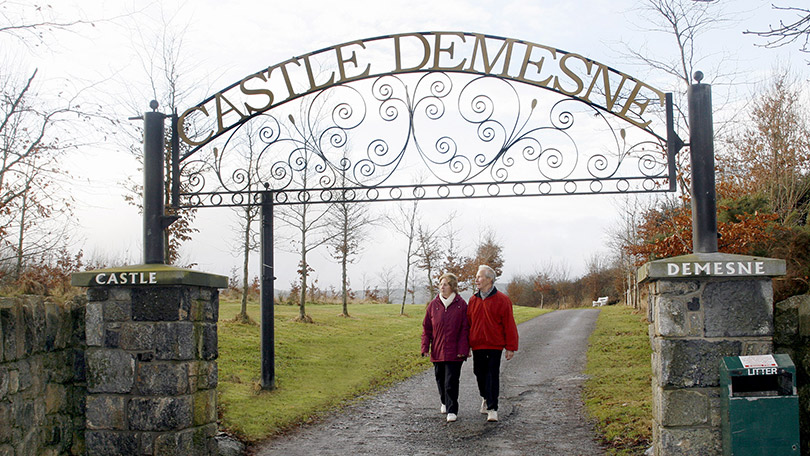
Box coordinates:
[472,349,502,411]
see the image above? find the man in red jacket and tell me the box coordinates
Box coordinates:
[467,264,519,422]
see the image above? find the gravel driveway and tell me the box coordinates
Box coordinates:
[251,308,605,456]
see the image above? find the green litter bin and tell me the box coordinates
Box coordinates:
[720,354,800,455]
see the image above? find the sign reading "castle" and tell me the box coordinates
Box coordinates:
[94,271,158,285]
[178,32,665,150]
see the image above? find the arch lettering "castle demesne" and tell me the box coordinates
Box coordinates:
[178,32,666,150]
[172,32,680,208]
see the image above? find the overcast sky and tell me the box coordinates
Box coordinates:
[6,0,807,293]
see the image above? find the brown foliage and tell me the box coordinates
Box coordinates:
[624,202,780,264]
[2,249,85,298]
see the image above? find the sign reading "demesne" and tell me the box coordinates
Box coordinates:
[666,261,766,277]
[178,32,666,151]
[638,253,786,282]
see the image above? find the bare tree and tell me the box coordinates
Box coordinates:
[386,199,420,315]
[745,5,810,55]
[326,155,376,317]
[0,70,76,273]
[0,2,101,49]
[274,99,341,322]
[227,125,263,324]
[619,0,740,198]
[724,68,810,225]
[607,195,656,308]
[0,5,109,278]
[119,8,207,266]
[413,212,457,299]
[439,221,468,290]
[415,222,442,299]
[377,266,396,304]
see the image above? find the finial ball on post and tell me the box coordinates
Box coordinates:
[693,71,704,83]
[149,100,159,111]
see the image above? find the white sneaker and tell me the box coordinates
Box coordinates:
[441,404,446,414]
[487,410,498,422]
[446,413,457,422]
[480,398,488,414]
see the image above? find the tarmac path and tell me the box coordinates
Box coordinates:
[251,308,606,456]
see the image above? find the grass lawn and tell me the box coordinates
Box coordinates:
[217,300,548,442]
[583,305,653,455]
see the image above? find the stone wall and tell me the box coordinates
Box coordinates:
[0,296,87,455]
[84,285,219,455]
[774,293,810,456]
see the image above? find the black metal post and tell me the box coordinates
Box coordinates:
[687,72,718,253]
[260,191,276,389]
[171,112,180,209]
[143,100,166,264]
[665,93,683,192]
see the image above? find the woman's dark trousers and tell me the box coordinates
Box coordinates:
[433,361,463,414]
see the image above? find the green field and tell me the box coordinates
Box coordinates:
[583,305,653,455]
[217,300,549,441]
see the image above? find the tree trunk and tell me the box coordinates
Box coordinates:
[400,230,415,315]
[401,260,411,315]
[298,209,308,321]
[14,184,29,280]
[240,206,251,321]
[341,253,349,316]
[426,264,435,299]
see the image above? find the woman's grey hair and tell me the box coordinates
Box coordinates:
[477,265,496,280]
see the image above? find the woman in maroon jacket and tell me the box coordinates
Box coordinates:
[421,273,470,423]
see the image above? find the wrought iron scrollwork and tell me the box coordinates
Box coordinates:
[178,71,671,207]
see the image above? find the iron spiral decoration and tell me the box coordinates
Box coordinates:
[178,71,670,207]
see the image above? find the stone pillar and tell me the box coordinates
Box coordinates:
[71,265,227,456]
[638,253,785,456]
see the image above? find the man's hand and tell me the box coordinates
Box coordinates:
[505,350,514,361]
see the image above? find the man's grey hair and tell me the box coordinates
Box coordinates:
[477,265,496,280]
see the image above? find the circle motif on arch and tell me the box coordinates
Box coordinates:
[413,186,426,199]
[231,193,245,206]
[320,190,334,202]
[366,188,379,201]
[487,183,501,196]
[617,179,630,192]
[563,181,577,195]
[589,180,602,193]
[564,181,577,194]
[390,187,402,200]
[539,182,552,194]
[438,185,450,198]
[462,185,475,197]
[513,183,525,195]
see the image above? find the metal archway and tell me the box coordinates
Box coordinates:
[139,32,715,389]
